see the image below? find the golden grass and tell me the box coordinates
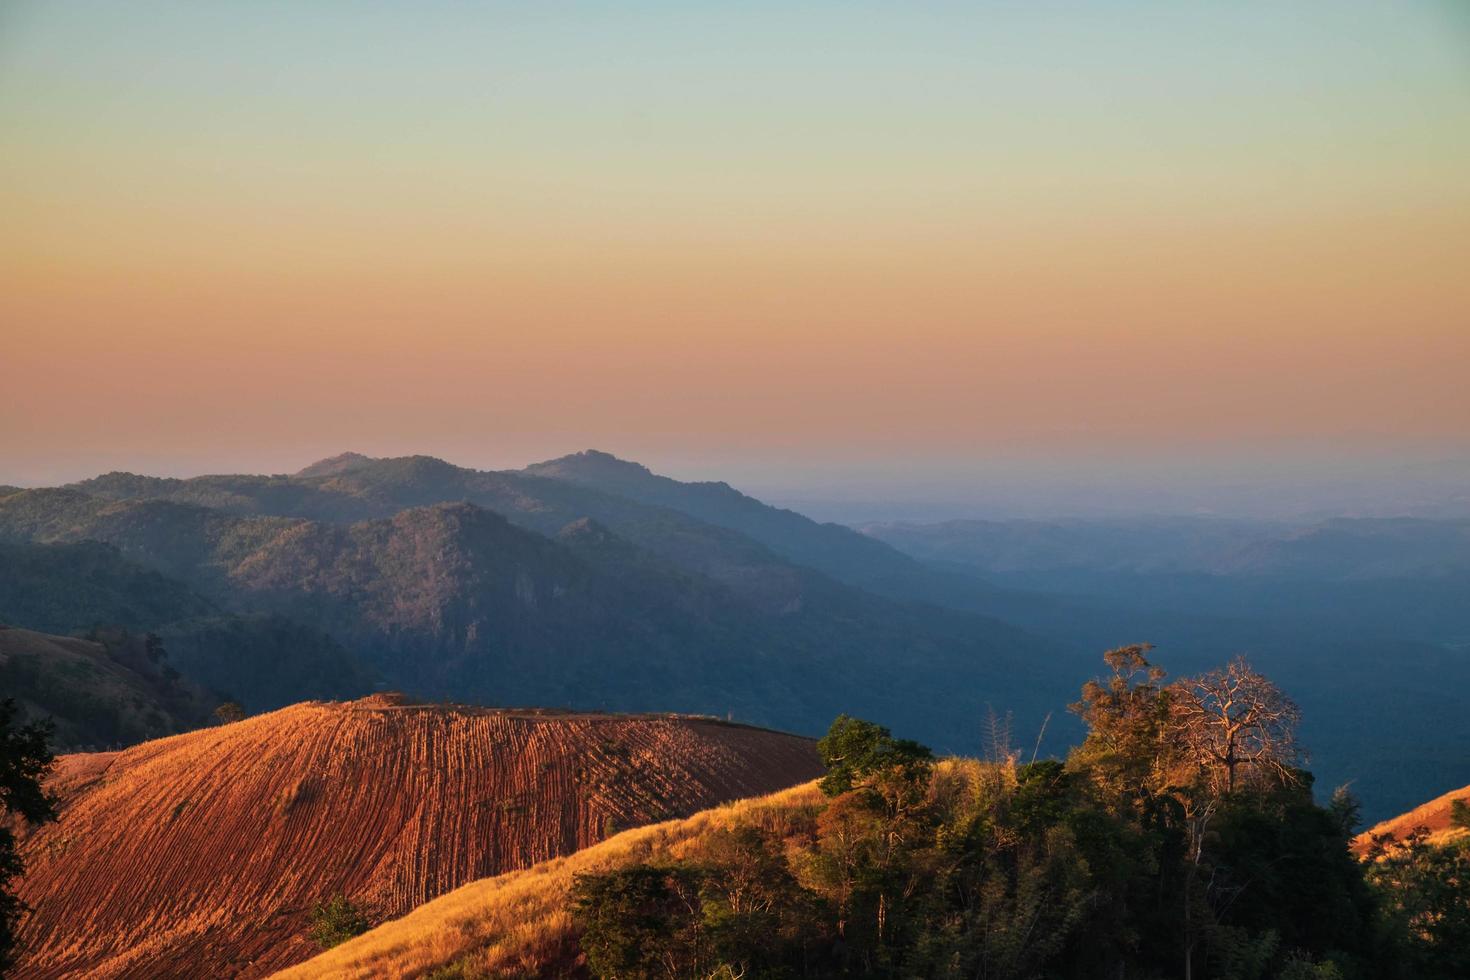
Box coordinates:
[272,781,827,980]
[17,699,821,978]
[1354,781,1470,856]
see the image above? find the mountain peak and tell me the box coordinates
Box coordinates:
[527,450,652,478]
[295,452,377,478]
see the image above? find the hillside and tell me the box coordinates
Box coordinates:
[57,451,1002,614]
[521,450,930,591]
[0,488,1056,751]
[65,456,818,610]
[14,697,822,978]
[0,625,213,749]
[0,538,213,634]
[1355,782,1470,856]
[0,538,376,713]
[272,781,825,979]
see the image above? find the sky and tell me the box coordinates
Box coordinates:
[2,1,1468,508]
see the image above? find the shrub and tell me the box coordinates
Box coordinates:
[308,894,370,949]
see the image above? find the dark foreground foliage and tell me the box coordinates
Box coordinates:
[571,648,1469,980]
[0,698,56,974]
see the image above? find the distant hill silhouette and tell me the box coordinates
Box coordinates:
[9,451,1468,820]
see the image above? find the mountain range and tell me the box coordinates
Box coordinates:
[3,451,1468,820]
[0,455,1054,754]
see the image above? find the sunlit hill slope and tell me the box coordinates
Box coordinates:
[273,781,828,980]
[1354,782,1470,856]
[14,696,821,978]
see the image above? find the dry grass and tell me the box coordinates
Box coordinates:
[1354,781,1470,856]
[16,698,820,978]
[272,782,827,980]
[275,759,998,979]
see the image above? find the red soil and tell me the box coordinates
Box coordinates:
[14,698,821,978]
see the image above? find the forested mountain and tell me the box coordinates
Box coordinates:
[0,539,375,713]
[522,450,926,589]
[66,455,816,611]
[0,487,1053,748]
[0,539,213,634]
[0,626,213,749]
[5,453,1467,820]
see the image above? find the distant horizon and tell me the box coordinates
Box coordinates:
[6,443,1468,524]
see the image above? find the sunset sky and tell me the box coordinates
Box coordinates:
[3,1,1468,498]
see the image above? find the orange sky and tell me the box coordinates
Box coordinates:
[2,2,1468,485]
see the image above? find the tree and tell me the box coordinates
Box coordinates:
[1168,656,1301,796]
[0,698,56,972]
[696,826,826,976]
[1158,658,1302,980]
[1366,830,1470,979]
[816,715,932,799]
[1068,643,1178,807]
[570,866,707,978]
[1450,798,1470,832]
[213,701,247,725]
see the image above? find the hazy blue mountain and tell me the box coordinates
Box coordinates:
[16,456,1470,819]
[863,515,1470,579]
[70,457,819,613]
[0,488,1056,750]
[520,451,1017,610]
[0,537,376,712]
[864,514,1470,820]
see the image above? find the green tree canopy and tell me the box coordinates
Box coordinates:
[816,714,933,798]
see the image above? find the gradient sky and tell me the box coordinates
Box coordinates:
[2,1,1468,493]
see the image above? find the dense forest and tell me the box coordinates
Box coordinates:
[569,647,1470,980]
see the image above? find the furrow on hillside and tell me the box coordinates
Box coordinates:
[16,698,821,978]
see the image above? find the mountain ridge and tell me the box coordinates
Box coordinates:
[0,487,1054,749]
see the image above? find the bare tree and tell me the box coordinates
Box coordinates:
[1168,656,1301,796]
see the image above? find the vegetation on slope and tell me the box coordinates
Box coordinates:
[0,539,375,715]
[0,626,213,750]
[521,449,933,594]
[1355,783,1470,855]
[0,698,55,974]
[283,648,1470,980]
[13,699,821,978]
[0,539,212,634]
[64,456,830,609]
[0,490,1053,750]
[271,783,829,980]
